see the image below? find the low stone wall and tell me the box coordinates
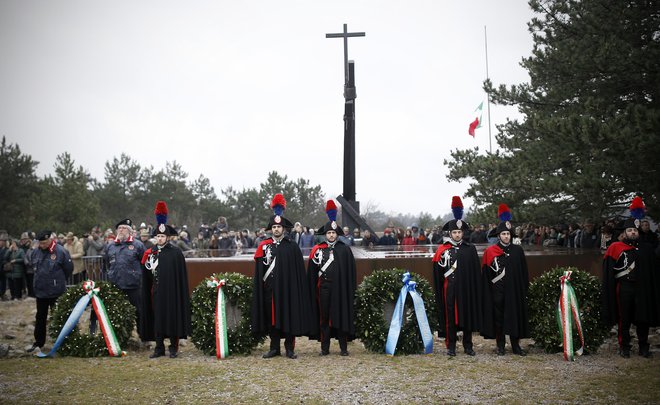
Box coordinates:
[185,245,602,294]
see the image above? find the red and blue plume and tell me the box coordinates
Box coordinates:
[154,201,168,224]
[326,200,338,222]
[451,196,463,220]
[271,193,286,216]
[629,196,645,220]
[498,203,512,222]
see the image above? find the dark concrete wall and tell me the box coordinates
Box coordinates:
[185,249,602,295]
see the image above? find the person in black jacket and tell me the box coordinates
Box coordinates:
[26,230,73,354]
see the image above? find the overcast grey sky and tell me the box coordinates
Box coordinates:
[0,0,535,218]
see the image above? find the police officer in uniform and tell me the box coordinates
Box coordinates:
[481,204,530,356]
[602,197,660,358]
[251,194,312,359]
[432,197,482,356]
[307,200,356,356]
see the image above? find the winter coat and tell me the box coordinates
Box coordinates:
[30,242,73,299]
[105,237,145,290]
[6,248,26,279]
[64,238,85,274]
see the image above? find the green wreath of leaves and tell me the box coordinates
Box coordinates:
[528,266,609,353]
[191,272,265,356]
[49,281,135,357]
[355,268,439,355]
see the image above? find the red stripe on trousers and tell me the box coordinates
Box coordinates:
[616,282,622,347]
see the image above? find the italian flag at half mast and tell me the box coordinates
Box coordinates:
[468,101,484,137]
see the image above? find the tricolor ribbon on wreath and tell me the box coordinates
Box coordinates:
[557,271,585,361]
[38,280,125,358]
[385,272,434,355]
[207,276,230,359]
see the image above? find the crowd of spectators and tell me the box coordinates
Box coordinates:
[474,219,660,252]
[2,215,658,301]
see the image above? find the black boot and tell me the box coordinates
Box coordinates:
[639,344,652,358]
[168,339,179,358]
[150,349,165,359]
[496,330,505,356]
[262,349,280,359]
[511,338,526,356]
[512,346,527,356]
[284,335,296,359]
[151,338,166,358]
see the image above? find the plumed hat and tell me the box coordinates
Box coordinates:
[622,196,645,230]
[266,193,294,229]
[490,203,514,237]
[442,196,470,232]
[152,201,178,237]
[316,200,344,236]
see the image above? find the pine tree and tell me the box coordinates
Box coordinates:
[445,0,660,221]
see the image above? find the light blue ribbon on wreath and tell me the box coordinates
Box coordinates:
[37,292,92,358]
[385,272,434,355]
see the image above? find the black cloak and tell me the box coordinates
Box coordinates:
[307,241,357,340]
[251,236,312,336]
[431,241,483,336]
[140,242,191,341]
[602,241,660,327]
[480,242,530,339]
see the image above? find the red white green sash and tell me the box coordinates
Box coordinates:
[557,271,584,361]
[207,276,229,359]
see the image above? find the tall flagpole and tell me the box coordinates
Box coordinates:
[484,25,493,154]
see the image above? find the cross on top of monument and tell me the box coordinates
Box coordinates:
[326,24,365,85]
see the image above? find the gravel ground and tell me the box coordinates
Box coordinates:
[1,297,659,404]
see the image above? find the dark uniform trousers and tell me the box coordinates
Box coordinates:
[617,279,649,351]
[492,280,521,351]
[319,278,347,353]
[263,283,294,353]
[443,274,473,352]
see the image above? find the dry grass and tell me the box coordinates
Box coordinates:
[1,299,659,404]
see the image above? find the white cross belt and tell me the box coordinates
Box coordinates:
[615,262,635,279]
[444,261,457,278]
[262,257,277,282]
[318,253,334,277]
[491,268,506,284]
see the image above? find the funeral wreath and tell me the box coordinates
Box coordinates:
[528,266,609,354]
[355,268,439,355]
[191,272,264,356]
[49,281,135,357]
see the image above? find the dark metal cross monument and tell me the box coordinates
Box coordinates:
[326,24,373,233]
